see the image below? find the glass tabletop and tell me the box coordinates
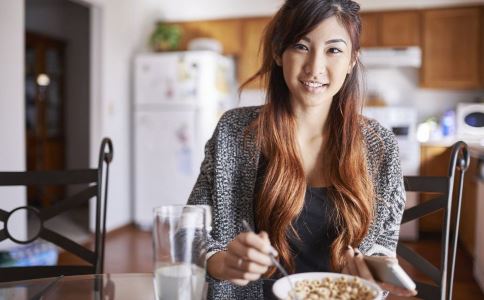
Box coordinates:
[0,273,154,300]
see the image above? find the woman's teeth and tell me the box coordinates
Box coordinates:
[302,81,326,88]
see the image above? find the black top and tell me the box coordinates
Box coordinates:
[289,186,337,273]
[254,158,338,299]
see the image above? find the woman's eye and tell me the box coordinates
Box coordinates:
[328,48,342,54]
[293,43,309,51]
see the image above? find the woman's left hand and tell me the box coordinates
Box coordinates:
[341,246,418,297]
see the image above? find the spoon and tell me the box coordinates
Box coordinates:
[241,220,299,299]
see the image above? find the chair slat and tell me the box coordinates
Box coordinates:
[0,265,94,282]
[401,196,446,223]
[40,185,98,221]
[40,228,96,264]
[0,170,98,186]
[404,176,449,193]
[0,209,8,222]
[0,229,6,242]
[397,243,441,285]
[414,281,441,300]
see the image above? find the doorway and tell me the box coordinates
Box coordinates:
[25,0,91,243]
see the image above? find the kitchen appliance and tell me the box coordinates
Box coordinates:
[362,107,420,241]
[133,51,237,229]
[457,102,484,143]
[360,46,422,68]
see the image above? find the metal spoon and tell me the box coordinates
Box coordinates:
[241,220,299,299]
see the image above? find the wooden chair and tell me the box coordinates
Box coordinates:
[0,138,113,282]
[399,141,470,300]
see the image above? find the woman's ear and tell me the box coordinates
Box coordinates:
[274,54,282,67]
[347,52,359,74]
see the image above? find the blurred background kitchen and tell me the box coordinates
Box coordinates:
[0,0,483,299]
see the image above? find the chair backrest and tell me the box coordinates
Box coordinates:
[0,138,113,282]
[398,141,470,300]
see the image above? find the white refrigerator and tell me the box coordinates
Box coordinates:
[133,51,237,229]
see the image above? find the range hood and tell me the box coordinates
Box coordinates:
[360,46,422,68]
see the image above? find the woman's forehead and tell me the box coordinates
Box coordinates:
[302,16,351,44]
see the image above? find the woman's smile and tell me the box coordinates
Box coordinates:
[299,79,329,93]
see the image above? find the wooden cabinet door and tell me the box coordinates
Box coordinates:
[421,8,481,89]
[360,13,379,48]
[176,19,243,56]
[380,11,420,47]
[25,32,66,207]
[481,7,484,87]
[239,18,270,89]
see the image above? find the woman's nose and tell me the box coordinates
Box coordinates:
[304,53,325,79]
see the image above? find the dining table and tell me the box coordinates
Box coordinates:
[0,273,155,300]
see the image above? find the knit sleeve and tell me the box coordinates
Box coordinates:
[187,135,226,255]
[371,130,406,258]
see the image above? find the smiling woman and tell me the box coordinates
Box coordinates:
[187,0,415,299]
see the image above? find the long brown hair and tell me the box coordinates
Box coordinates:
[242,0,374,274]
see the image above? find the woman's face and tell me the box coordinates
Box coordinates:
[280,16,355,109]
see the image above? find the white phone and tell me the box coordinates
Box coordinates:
[363,255,417,290]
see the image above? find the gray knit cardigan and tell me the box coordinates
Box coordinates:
[187,106,406,299]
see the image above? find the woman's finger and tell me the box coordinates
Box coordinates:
[343,246,358,275]
[341,265,349,274]
[353,249,375,282]
[225,253,269,274]
[238,232,274,255]
[225,265,262,281]
[378,282,418,297]
[258,231,278,256]
[228,237,272,266]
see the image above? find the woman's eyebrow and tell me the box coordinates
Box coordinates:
[300,36,348,46]
[325,38,347,45]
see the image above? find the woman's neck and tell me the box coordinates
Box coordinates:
[293,102,332,142]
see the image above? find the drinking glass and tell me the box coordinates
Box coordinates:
[152,205,207,300]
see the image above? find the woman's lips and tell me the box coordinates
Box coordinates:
[299,80,329,92]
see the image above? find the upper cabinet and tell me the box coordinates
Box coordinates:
[481,7,484,87]
[360,13,379,47]
[421,7,481,89]
[360,11,420,48]
[175,19,243,56]
[169,5,484,90]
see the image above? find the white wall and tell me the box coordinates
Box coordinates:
[81,0,165,231]
[0,0,26,250]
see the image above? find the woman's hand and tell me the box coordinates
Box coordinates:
[207,231,276,286]
[342,246,418,297]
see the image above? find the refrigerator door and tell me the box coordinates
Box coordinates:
[134,109,200,229]
[135,52,201,106]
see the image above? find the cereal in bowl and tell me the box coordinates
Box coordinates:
[287,276,377,300]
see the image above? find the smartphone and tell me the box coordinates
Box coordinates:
[363,255,417,290]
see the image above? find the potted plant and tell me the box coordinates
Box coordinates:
[149,23,182,52]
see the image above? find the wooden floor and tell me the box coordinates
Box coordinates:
[59,224,484,300]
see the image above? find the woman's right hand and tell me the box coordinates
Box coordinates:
[207,231,277,286]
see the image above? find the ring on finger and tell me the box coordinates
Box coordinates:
[237,258,244,268]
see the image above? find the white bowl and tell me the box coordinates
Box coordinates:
[272,272,383,300]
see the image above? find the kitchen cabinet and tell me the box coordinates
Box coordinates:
[360,11,420,48]
[174,19,243,56]
[419,144,478,257]
[360,13,379,48]
[421,7,481,89]
[239,17,270,89]
[481,7,484,87]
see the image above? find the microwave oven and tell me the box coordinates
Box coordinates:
[456,103,484,140]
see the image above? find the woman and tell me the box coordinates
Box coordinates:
[188,0,418,299]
